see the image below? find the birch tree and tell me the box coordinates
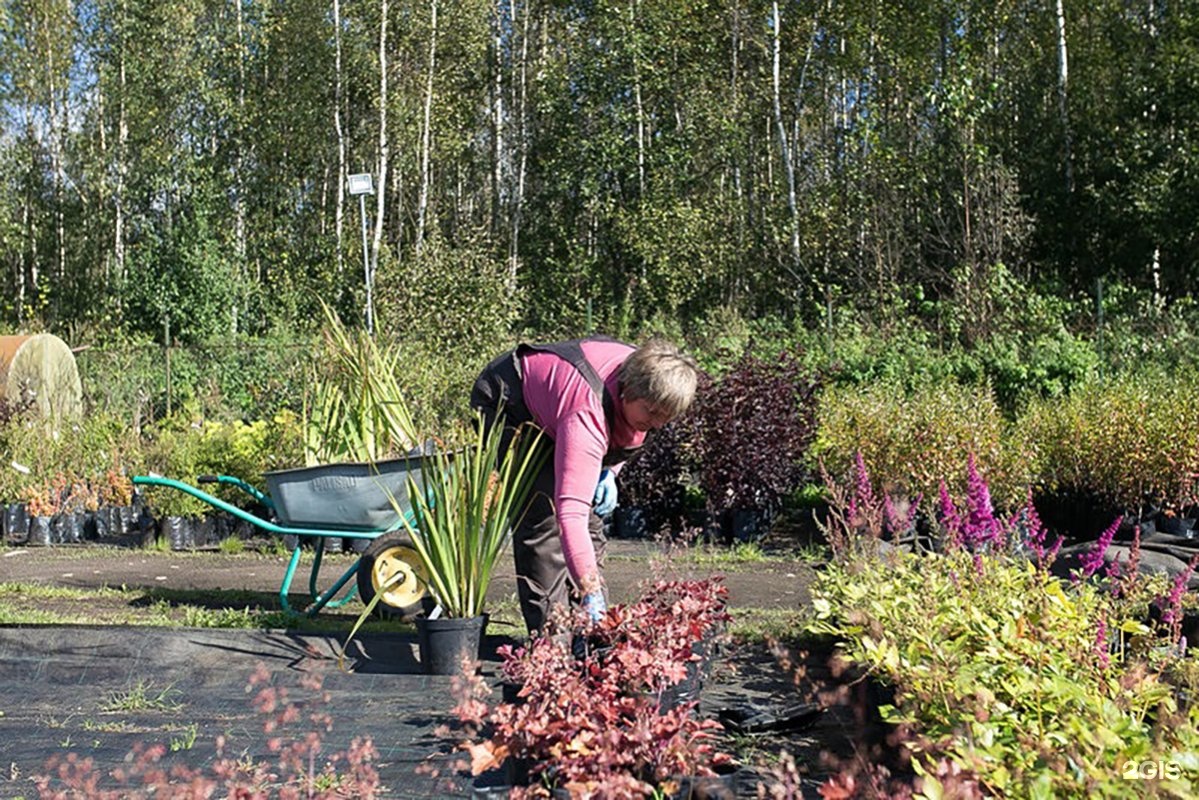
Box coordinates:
[415,0,438,250]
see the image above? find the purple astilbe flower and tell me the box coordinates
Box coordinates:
[1093,616,1111,670]
[1045,535,1064,566]
[1106,558,1123,581]
[1014,489,1051,561]
[1114,530,1143,599]
[963,454,1003,551]
[938,480,963,550]
[849,451,876,528]
[1160,553,1199,629]
[1078,516,1121,579]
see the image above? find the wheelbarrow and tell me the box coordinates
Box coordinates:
[131,458,431,621]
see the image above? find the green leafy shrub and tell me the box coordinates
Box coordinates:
[963,329,1099,414]
[1,411,145,507]
[1019,370,1199,512]
[811,379,1032,512]
[809,550,1198,798]
[140,414,302,518]
[77,331,313,423]
[373,230,521,433]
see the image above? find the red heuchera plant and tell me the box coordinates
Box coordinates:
[457,578,733,799]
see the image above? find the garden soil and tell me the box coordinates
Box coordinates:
[0,540,851,799]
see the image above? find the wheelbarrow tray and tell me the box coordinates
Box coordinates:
[263,457,424,531]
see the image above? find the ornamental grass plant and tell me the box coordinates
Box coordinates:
[394,413,547,619]
[305,301,421,465]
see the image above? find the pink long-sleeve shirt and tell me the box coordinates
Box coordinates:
[519,339,647,588]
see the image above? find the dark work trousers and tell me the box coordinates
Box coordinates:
[469,349,607,636]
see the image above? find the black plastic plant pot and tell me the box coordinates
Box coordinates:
[417,614,489,676]
[59,513,86,544]
[27,515,52,546]
[614,506,648,539]
[192,516,222,549]
[163,516,195,550]
[659,658,704,712]
[729,507,772,543]
[3,503,29,542]
[1159,514,1196,538]
[500,679,525,705]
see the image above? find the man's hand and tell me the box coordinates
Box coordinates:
[580,590,608,624]
[592,469,618,517]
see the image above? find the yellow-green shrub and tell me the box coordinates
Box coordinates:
[1020,371,1199,510]
[809,552,1198,798]
[140,413,303,518]
[810,380,1033,511]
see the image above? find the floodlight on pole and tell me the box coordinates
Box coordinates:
[348,173,375,334]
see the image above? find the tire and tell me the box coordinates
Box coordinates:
[357,531,429,621]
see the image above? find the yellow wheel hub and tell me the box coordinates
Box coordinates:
[371,545,427,608]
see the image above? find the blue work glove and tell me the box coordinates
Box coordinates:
[592,469,618,517]
[580,590,608,624]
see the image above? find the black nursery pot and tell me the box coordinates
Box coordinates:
[27,515,52,546]
[2,503,29,542]
[163,516,196,550]
[614,506,649,539]
[417,615,489,675]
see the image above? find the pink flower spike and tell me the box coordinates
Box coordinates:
[938,480,962,550]
[1093,617,1111,669]
[1079,517,1120,578]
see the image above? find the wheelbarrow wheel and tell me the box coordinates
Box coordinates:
[357,532,429,622]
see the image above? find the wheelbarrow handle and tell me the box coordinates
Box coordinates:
[197,474,275,509]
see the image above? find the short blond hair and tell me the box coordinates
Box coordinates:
[618,337,698,419]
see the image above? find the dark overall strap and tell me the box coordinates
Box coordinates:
[515,336,640,465]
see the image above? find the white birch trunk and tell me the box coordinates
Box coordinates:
[334,0,346,277]
[371,0,390,318]
[1054,0,1073,193]
[508,0,531,289]
[630,0,645,198]
[492,0,504,236]
[114,0,128,301]
[416,0,438,251]
[772,2,802,283]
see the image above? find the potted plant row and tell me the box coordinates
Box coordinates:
[458,577,734,798]
[6,470,150,548]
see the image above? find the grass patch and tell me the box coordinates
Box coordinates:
[169,723,199,751]
[102,681,184,713]
[728,607,814,643]
[218,537,246,554]
[0,579,412,633]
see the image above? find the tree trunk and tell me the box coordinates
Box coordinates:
[114,0,128,306]
[772,2,802,291]
[1054,0,1073,194]
[491,0,504,239]
[370,0,391,332]
[508,0,531,290]
[334,0,346,278]
[416,0,438,252]
[630,0,645,198]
